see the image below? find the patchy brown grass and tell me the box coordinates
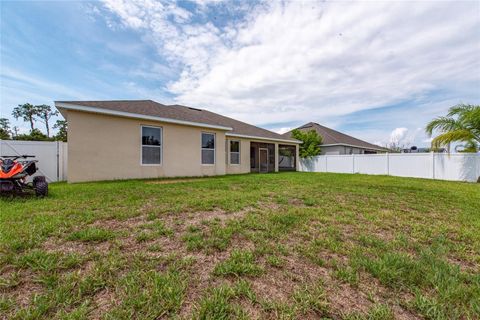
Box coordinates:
[1,173,479,319]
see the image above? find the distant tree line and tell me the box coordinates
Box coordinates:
[0,103,67,142]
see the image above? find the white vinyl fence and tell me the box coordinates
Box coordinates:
[0,140,67,182]
[300,153,480,182]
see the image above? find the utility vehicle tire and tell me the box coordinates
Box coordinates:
[33,176,46,185]
[35,181,48,197]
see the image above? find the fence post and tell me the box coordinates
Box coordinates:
[56,141,60,182]
[325,155,328,172]
[386,152,389,175]
[431,151,435,179]
[352,154,355,173]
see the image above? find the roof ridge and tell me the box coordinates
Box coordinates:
[309,123,339,143]
[288,121,384,150]
[55,99,153,103]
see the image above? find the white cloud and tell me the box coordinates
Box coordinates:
[387,127,424,148]
[389,127,409,145]
[274,127,293,135]
[101,0,480,140]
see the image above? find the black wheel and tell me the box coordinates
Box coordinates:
[33,176,46,185]
[35,181,48,197]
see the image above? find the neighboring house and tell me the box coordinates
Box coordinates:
[283,122,386,155]
[402,147,447,153]
[55,100,300,183]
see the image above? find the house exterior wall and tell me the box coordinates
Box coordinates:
[67,110,299,182]
[67,110,227,182]
[225,138,251,174]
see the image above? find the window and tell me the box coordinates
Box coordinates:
[141,126,162,165]
[230,140,240,164]
[201,132,215,164]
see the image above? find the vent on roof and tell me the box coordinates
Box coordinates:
[299,124,313,129]
[188,107,202,111]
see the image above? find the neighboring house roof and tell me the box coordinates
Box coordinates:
[55,100,300,144]
[282,122,386,151]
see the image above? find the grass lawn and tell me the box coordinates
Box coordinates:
[1,172,479,319]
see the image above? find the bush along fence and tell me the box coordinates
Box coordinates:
[300,153,480,182]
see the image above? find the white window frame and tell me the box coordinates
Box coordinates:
[141,125,162,166]
[201,132,216,165]
[229,140,240,165]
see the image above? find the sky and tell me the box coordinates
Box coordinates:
[1,0,479,147]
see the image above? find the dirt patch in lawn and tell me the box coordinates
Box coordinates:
[89,215,146,231]
[183,207,254,226]
[42,237,96,255]
[175,238,257,318]
[3,270,45,310]
[89,288,115,319]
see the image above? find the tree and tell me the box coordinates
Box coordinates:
[36,104,58,137]
[12,103,38,131]
[15,128,52,141]
[291,129,322,158]
[426,104,480,153]
[0,118,11,139]
[11,126,19,139]
[53,120,67,142]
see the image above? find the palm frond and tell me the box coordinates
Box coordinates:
[425,117,462,136]
[431,129,475,149]
[426,105,480,147]
[447,104,476,117]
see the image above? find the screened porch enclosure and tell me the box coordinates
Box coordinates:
[278,144,296,171]
[250,142,275,173]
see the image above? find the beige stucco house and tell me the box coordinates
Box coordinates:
[55,100,300,183]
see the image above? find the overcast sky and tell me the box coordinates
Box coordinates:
[1,0,479,147]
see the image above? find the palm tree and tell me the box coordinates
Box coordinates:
[426,104,480,152]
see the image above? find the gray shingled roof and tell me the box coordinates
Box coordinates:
[56,100,299,143]
[283,122,386,151]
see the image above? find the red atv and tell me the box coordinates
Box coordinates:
[0,155,48,197]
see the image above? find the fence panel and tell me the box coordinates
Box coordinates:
[354,154,387,175]
[300,156,326,172]
[326,155,354,173]
[388,153,433,179]
[300,153,480,182]
[0,140,68,182]
[434,154,479,182]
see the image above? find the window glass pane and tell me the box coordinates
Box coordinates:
[202,133,215,149]
[142,146,161,164]
[230,152,240,164]
[202,149,215,164]
[230,141,239,152]
[142,127,161,146]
